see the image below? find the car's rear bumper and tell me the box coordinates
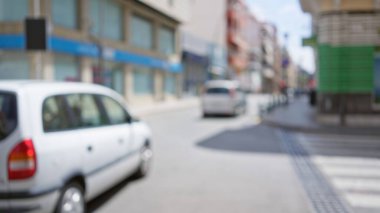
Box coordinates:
[202,107,235,115]
[202,102,235,114]
[0,189,60,213]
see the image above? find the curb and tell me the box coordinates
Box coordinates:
[262,119,380,136]
[130,99,200,117]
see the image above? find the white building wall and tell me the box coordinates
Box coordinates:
[181,0,227,48]
[318,13,380,45]
[137,0,191,23]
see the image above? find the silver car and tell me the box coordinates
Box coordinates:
[201,80,247,117]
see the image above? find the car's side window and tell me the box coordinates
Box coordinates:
[100,96,129,125]
[65,94,81,127]
[43,96,71,132]
[66,94,107,128]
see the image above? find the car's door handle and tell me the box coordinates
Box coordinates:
[87,145,93,152]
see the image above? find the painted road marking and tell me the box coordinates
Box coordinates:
[345,193,380,209]
[297,133,380,212]
[332,177,380,192]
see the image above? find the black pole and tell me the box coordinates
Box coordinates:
[339,94,346,126]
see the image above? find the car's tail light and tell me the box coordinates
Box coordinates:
[229,89,236,98]
[201,87,207,95]
[8,139,37,180]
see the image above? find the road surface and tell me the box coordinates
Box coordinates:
[88,95,312,213]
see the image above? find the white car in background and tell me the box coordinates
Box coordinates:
[201,80,247,117]
[0,81,152,213]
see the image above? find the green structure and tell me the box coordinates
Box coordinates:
[318,45,375,93]
[311,12,380,114]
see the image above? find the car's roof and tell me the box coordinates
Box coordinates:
[205,80,239,89]
[0,80,115,95]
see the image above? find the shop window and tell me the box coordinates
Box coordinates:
[110,68,125,95]
[130,14,153,50]
[94,63,125,95]
[52,0,78,29]
[133,66,154,95]
[0,0,29,21]
[165,73,176,94]
[0,53,29,79]
[54,55,80,81]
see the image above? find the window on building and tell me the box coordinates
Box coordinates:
[133,66,154,95]
[0,0,29,21]
[0,53,29,79]
[89,0,101,35]
[90,0,123,41]
[159,27,175,55]
[130,14,153,50]
[54,55,80,81]
[52,0,78,29]
[165,73,176,94]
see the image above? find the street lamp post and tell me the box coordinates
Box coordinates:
[97,0,105,77]
[34,0,42,79]
[339,94,347,126]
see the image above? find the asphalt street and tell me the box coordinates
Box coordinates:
[88,95,312,213]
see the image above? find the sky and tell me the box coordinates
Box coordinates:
[247,0,315,73]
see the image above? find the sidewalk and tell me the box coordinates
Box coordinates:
[128,97,200,117]
[262,97,380,136]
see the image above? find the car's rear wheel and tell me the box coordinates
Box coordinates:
[55,182,85,213]
[133,143,153,179]
[232,107,239,117]
[241,104,247,114]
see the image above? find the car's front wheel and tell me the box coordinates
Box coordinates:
[133,143,153,179]
[55,182,85,213]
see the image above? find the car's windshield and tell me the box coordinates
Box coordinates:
[0,92,18,141]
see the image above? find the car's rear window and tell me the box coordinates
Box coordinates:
[206,87,229,94]
[0,92,18,141]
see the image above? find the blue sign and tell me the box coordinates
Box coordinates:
[49,37,182,73]
[49,37,99,57]
[0,34,182,73]
[0,34,24,49]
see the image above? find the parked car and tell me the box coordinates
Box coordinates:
[201,80,247,117]
[0,81,152,213]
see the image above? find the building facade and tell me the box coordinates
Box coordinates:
[181,0,228,95]
[260,22,280,93]
[240,14,262,93]
[273,38,283,93]
[181,33,210,95]
[300,0,380,113]
[0,0,188,105]
[227,0,250,77]
[227,0,270,93]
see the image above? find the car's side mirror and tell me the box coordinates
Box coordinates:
[126,115,139,123]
